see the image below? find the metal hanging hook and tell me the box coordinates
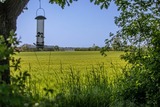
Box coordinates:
[39,0,41,9]
[36,0,45,16]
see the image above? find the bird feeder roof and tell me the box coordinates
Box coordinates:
[35,15,46,20]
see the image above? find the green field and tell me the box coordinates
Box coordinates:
[13,51,126,95]
[16,51,125,71]
[9,51,130,106]
[15,51,125,77]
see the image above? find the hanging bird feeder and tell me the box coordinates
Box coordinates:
[35,0,46,49]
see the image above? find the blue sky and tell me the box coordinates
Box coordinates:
[16,0,119,47]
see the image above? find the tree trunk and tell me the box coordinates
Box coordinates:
[0,0,29,84]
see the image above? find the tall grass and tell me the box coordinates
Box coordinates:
[25,64,113,107]
[24,63,139,107]
[5,51,157,106]
[10,51,132,106]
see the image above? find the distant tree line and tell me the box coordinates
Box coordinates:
[18,40,148,52]
[19,44,103,52]
[18,44,61,52]
[17,42,140,52]
[75,46,101,51]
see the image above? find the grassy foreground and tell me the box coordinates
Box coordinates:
[10,51,128,107]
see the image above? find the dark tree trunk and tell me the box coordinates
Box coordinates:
[0,0,29,84]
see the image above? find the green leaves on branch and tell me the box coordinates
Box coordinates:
[0,31,20,59]
[102,1,160,105]
[0,31,21,73]
[90,0,111,9]
[49,0,112,9]
[49,0,77,9]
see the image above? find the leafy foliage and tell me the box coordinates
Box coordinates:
[0,31,32,106]
[0,31,20,83]
[49,0,78,9]
[90,0,111,9]
[48,0,112,9]
[101,0,160,106]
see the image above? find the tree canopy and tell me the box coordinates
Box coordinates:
[102,1,160,105]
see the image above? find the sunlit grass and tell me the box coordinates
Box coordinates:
[16,51,125,71]
[9,51,130,106]
[13,51,125,95]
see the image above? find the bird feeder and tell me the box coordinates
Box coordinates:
[35,1,46,49]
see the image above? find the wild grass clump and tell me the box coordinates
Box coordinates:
[52,65,112,107]
[24,64,113,107]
